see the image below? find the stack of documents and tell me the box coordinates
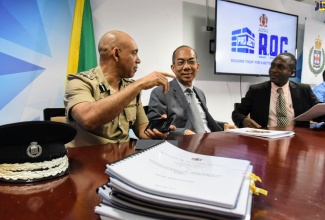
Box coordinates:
[225,128,295,139]
[95,141,253,219]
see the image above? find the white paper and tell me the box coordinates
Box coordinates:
[294,103,325,121]
[225,128,295,139]
[106,165,253,219]
[95,203,155,220]
[105,141,250,209]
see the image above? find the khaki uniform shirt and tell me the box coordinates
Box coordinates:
[64,66,148,147]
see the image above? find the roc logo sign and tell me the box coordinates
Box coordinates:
[308,35,325,76]
[231,27,255,54]
[231,14,289,56]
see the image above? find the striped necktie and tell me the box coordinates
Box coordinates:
[276,88,289,126]
[185,88,206,133]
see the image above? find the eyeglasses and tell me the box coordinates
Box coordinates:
[175,59,197,68]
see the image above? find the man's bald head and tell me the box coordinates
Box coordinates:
[98,30,132,55]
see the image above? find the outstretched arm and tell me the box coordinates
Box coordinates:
[69,72,175,131]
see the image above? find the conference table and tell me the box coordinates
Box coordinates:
[0,125,324,220]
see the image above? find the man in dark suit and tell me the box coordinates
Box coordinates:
[232,52,320,128]
[148,45,235,136]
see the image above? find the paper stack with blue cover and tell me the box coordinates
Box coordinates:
[95,141,253,219]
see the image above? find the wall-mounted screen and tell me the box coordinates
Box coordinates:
[215,0,298,76]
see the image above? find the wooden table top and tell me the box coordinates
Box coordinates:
[0,125,324,220]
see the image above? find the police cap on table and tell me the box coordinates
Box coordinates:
[0,121,77,183]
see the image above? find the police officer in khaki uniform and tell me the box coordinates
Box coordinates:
[64,30,175,147]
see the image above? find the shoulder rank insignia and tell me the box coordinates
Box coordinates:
[78,71,95,80]
[122,78,135,87]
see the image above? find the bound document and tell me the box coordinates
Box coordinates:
[96,165,253,219]
[105,141,250,209]
[225,128,294,139]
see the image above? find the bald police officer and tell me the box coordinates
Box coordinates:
[64,30,175,147]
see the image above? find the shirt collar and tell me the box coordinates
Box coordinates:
[176,79,193,92]
[271,81,290,92]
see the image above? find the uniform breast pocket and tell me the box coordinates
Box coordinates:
[124,106,137,127]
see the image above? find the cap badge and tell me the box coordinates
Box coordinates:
[26,142,42,158]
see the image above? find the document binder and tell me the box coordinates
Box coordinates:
[95,141,253,219]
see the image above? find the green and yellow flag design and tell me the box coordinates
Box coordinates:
[67,0,97,76]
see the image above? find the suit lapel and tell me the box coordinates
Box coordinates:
[193,87,222,132]
[171,79,189,110]
[193,87,207,111]
[289,81,299,115]
[262,82,272,121]
[171,79,196,129]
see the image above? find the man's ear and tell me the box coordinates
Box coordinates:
[113,47,119,61]
[171,64,176,73]
[291,69,296,76]
[196,63,201,70]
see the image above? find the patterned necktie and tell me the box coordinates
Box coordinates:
[276,88,289,126]
[185,88,206,133]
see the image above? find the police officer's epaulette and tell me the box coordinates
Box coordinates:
[123,78,135,83]
[77,71,95,80]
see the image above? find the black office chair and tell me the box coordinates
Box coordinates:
[43,108,66,123]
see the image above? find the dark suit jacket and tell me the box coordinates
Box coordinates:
[148,79,223,135]
[232,81,320,128]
